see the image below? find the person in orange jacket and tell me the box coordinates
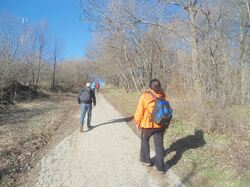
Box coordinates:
[134,79,168,174]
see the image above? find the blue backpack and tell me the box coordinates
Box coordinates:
[147,91,173,128]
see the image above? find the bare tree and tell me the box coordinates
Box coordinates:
[50,36,64,91]
[0,13,64,104]
[34,21,48,90]
[0,13,22,103]
[237,0,250,104]
[80,0,250,134]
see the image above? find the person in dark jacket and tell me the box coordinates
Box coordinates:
[78,82,96,132]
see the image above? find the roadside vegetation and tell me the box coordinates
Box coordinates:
[0,13,94,106]
[0,12,94,186]
[102,87,250,187]
[1,0,249,186]
[81,1,250,185]
[0,92,78,186]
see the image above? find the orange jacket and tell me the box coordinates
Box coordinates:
[134,89,168,129]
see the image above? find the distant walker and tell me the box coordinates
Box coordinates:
[78,82,96,132]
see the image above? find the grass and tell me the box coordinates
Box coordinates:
[102,87,140,115]
[102,86,250,187]
[0,92,78,186]
[229,105,250,118]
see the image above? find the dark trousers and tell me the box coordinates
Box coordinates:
[140,128,165,171]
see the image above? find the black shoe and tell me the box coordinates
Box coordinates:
[156,166,165,174]
[87,125,93,129]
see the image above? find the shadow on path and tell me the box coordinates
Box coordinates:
[84,116,134,132]
[164,129,206,170]
[151,129,206,172]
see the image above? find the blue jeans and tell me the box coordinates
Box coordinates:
[80,103,92,127]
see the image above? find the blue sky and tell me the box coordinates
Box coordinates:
[0,0,92,59]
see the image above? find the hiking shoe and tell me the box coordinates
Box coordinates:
[140,160,151,166]
[157,170,165,174]
[80,126,83,133]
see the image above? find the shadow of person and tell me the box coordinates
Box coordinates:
[84,116,134,132]
[164,129,206,170]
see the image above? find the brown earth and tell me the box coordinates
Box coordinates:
[0,92,79,187]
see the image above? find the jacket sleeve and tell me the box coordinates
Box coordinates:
[91,90,96,105]
[134,94,145,127]
[77,91,81,104]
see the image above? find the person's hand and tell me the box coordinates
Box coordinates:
[137,125,141,131]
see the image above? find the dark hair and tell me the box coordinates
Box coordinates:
[149,79,162,92]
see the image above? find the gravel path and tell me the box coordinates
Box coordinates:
[35,94,184,187]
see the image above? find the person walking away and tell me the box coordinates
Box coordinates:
[95,82,100,93]
[91,81,96,93]
[78,82,96,132]
[134,79,172,174]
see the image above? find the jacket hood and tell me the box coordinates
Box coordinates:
[148,89,165,98]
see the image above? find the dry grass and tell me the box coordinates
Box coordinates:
[0,92,78,186]
[101,87,140,115]
[102,87,250,187]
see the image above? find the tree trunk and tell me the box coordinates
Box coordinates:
[35,56,41,90]
[1,88,3,105]
[188,2,202,96]
[238,0,249,104]
[52,57,56,91]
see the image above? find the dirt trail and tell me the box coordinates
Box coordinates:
[34,94,184,187]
